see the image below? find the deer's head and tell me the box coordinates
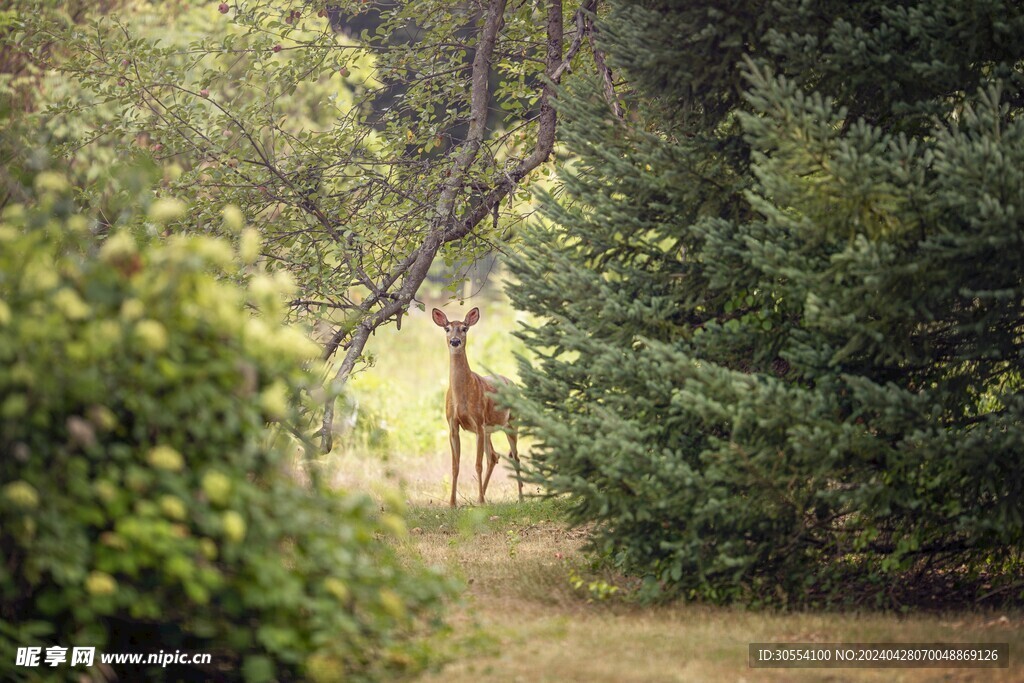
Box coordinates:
[432,307,479,353]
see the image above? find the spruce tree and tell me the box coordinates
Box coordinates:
[506,0,1024,604]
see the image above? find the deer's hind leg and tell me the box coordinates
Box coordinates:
[508,422,523,502]
[482,433,499,501]
[475,427,490,504]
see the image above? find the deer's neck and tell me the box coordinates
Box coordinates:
[448,350,476,398]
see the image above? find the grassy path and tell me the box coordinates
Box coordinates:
[396,500,1023,682]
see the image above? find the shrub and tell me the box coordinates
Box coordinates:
[0,182,453,681]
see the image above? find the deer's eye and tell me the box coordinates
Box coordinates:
[444,327,450,332]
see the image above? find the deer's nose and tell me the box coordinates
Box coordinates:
[450,339,461,347]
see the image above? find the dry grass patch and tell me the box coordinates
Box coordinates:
[396,501,1024,683]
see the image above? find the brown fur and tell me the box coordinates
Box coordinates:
[432,307,522,506]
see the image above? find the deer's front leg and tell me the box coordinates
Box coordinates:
[449,422,461,507]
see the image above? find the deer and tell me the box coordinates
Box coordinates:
[432,306,522,507]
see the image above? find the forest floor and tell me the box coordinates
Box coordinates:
[392,498,1024,683]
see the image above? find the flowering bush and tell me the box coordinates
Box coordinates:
[0,181,452,682]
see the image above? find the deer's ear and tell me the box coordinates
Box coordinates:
[431,308,449,327]
[464,307,480,327]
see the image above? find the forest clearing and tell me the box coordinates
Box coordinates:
[343,300,1023,682]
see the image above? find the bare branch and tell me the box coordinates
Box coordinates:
[586,0,623,119]
[550,0,595,84]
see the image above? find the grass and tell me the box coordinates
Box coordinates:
[405,498,573,534]
[397,500,1024,683]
